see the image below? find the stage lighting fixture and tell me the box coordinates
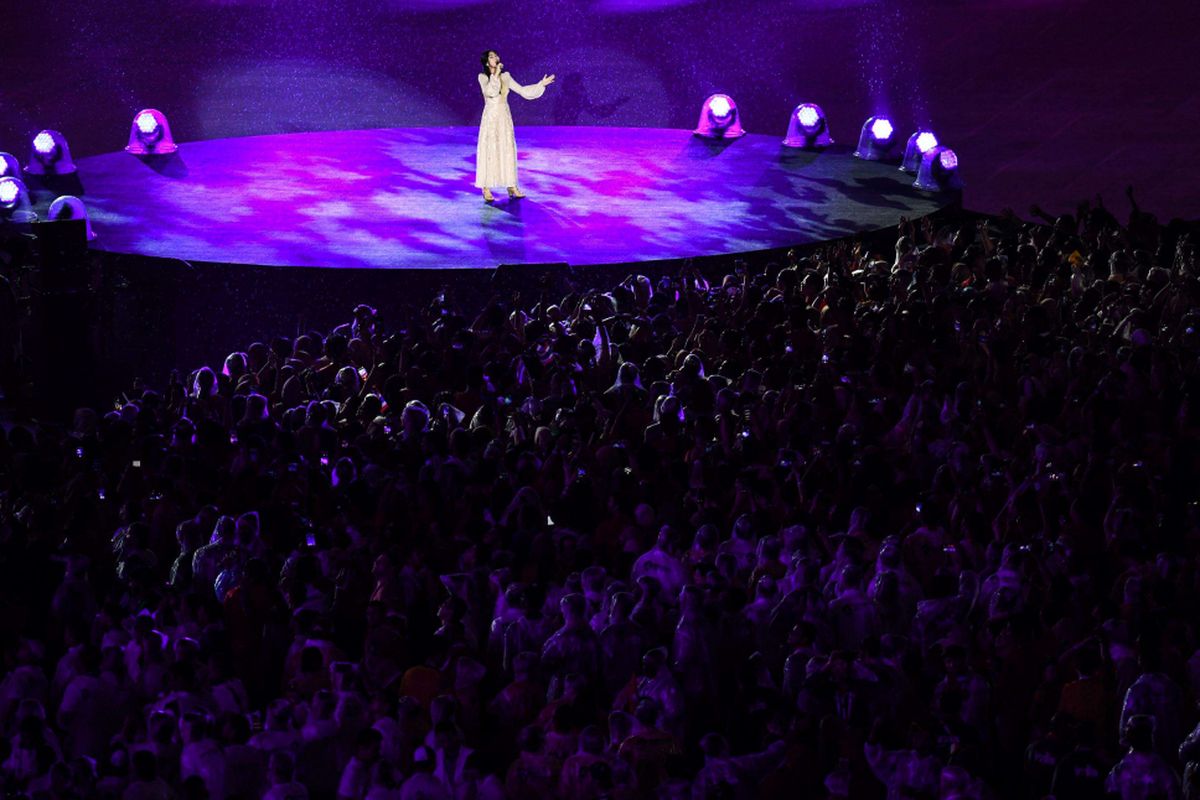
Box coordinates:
[0,152,20,180]
[783,103,833,149]
[695,93,746,139]
[0,177,37,223]
[126,108,178,155]
[853,115,898,161]
[26,129,77,175]
[900,130,939,173]
[34,133,55,155]
[913,145,963,192]
[48,195,98,240]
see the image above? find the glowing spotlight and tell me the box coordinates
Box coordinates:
[695,94,746,139]
[900,130,940,173]
[33,132,56,155]
[914,145,963,192]
[0,177,37,223]
[853,115,898,161]
[26,129,77,175]
[0,152,20,181]
[783,102,833,149]
[48,196,98,241]
[126,108,178,155]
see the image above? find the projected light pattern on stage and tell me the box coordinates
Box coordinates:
[75,126,948,270]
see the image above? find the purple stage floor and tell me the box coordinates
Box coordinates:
[74,127,952,270]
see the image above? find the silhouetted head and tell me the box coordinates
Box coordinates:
[481,50,501,76]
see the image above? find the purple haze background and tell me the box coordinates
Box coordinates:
[4,0,1198,220]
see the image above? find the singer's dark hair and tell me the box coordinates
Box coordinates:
[480,50,502,78]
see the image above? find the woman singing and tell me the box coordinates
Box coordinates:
[475,50,555,203]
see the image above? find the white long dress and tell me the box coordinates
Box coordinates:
[475,71,545,189]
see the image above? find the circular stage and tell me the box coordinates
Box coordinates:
[75,126,954,271]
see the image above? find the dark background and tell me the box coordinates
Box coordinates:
[4,0,1199,220]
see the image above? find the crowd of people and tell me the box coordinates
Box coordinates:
[1,189,1199,799]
